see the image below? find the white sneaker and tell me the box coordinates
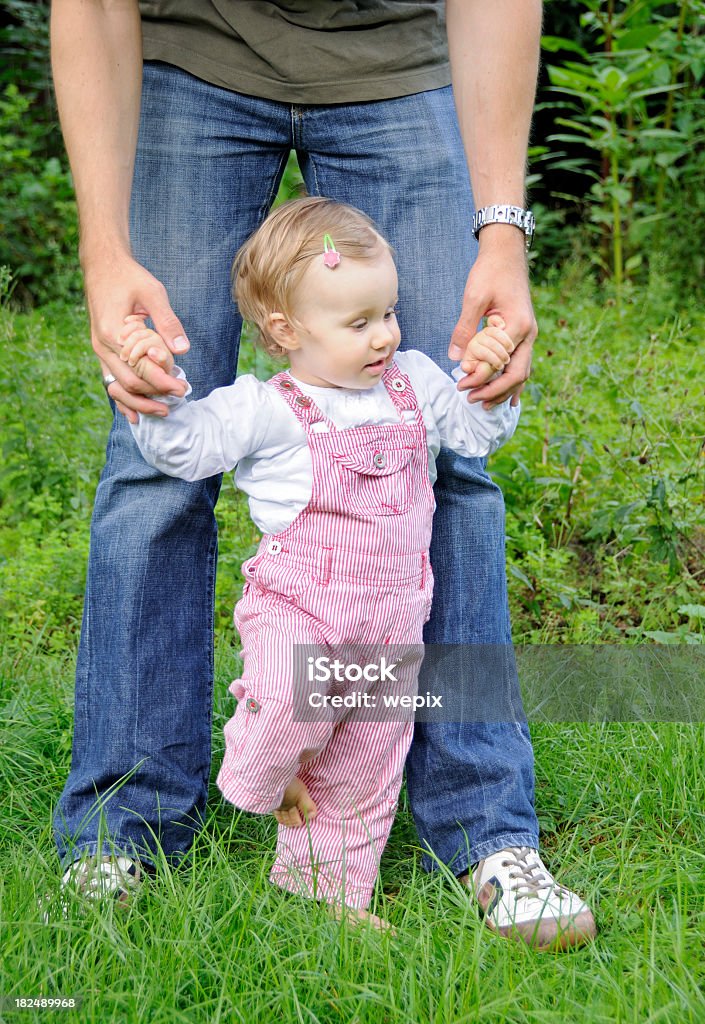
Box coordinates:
[41,855,144,921]
[60,855,143,905]
[462,846,596,950]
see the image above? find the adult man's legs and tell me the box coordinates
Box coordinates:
[294,87,539,875]
[54,65,294,869]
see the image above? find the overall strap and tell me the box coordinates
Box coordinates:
[381,361,421,416]
[268,371,335,432]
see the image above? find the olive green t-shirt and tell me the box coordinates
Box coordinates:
[139,1,450,104]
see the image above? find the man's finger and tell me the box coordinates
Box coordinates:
[456,361,498,389]
[114,399,138,425]
[105,379,171,417]
[148,285,191,355]
[448,298,485,360]
[102,346,186,398]
[498,311,539,349]
[99,355,176,410]
[466,358,530,407]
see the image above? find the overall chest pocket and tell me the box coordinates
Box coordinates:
[333,442,416,517]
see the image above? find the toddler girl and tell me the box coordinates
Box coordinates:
[125,197,519,926]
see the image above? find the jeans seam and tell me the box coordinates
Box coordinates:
[261,149,291,222]
[113,508,150,843]
[203,514,218,787]
[290,104,304,151]
[79,418,119,741]
[306,149,323,197]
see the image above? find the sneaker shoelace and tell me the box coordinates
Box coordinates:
[499,847,563,901]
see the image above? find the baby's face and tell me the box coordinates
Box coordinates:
[285,246,401,389]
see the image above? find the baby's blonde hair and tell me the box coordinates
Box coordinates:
[232,196,393,357]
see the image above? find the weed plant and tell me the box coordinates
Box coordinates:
[2,278,702,658]
[535,0,705,294]
[495,276,705,645]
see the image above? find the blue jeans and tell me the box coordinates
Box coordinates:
[54,63,539,874]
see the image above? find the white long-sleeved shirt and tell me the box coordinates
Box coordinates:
[131,350,519,534]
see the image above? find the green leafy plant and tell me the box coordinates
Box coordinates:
[0,1,52,95]
[0,84,81,306]
[538,0,705,296]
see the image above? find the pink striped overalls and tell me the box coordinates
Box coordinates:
[216,361,435,909]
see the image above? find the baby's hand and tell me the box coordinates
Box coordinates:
[118,314,177,384]
[460,314,515,385]
[273,778,317,828]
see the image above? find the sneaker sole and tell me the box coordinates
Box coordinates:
[484,908,597,951]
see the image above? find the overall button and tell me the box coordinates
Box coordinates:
[390,378,407,392]
[373,452,387,469]
[279,378,293,390]
[295,395,312,408]
[267,540,282,555]
[245,697,260,713]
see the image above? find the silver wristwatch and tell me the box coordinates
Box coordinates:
[472,204,535,251]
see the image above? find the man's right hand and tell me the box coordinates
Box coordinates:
[85,252,190,423]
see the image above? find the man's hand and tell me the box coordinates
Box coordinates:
[448,229,537,409]
[115,314,189,411]
[51,2,188,422]
[456,313,514,386]
[445,0,541,409]
[85,250,191,423]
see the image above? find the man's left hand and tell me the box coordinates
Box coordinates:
[448,227,537,408]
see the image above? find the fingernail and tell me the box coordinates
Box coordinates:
[148,347,163,361]
[448,345,463,360]
[172,335,189,352]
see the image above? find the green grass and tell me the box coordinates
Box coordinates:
[3,652,705,1023]
[1,278,704,1022]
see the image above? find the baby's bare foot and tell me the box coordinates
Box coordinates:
[273,778,317,828]
[330,904,396,935]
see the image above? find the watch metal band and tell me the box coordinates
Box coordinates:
[472,204,535,251]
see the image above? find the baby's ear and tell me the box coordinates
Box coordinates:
[267,312,301,351]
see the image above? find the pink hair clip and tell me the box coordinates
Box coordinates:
[322,234,341,269]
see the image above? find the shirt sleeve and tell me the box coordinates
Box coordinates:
[129,369,275,480]
[399,350,520,457]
